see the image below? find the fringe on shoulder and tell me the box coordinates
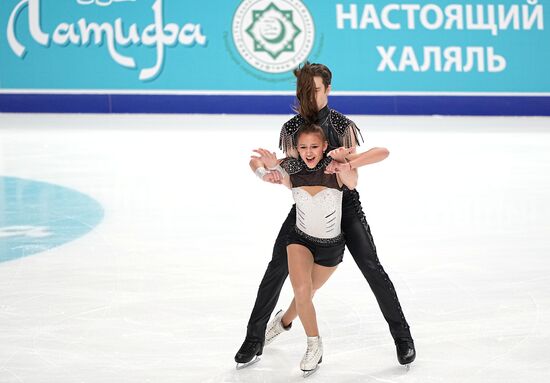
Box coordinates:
[279,110,364,153]
[279,114,306,154]
[329,110,364,148]
[343,121,364,148]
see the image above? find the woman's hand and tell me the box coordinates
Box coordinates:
[251,148,279,169]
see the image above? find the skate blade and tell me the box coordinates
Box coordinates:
[404,363,412,371]
[301,366,319,378]
[236,356,260,370]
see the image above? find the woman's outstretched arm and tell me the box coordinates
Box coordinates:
[326,146,389,174]
[346,147,390,168]
[250,148,291,188]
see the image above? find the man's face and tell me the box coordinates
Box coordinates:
[313,76,331,111]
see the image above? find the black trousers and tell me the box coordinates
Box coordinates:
[245,188,411,342]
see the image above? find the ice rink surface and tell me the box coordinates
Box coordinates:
[0,113,549,382]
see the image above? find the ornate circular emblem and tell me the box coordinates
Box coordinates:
[232,0,315,73]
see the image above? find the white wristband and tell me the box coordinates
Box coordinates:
[255,167,268,180]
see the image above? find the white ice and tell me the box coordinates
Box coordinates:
[0,113,549,382]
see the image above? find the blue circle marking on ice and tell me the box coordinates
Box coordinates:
[0,177,104,263]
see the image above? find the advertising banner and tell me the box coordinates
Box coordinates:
[1,0,549,114]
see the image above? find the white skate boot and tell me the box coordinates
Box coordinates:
[265,309,292,346]
[300,336,323,377]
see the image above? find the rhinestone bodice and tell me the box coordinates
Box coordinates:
[292,187,343,239]
[283,157,344,240]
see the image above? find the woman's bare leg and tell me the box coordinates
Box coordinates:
[287,244,338,336]
[282,263,338,326]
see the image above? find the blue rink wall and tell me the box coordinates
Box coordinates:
[2,94,550,116]
[1,0,549,116]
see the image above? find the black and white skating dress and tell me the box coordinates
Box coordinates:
[280,156,345,267]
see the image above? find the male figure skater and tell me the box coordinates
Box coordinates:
[235,62,415,369]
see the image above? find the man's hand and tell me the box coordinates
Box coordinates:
[262,170,284,184]
[327,146,356,163]
[325,159,352,174]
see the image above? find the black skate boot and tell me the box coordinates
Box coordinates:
[235,339,264,369]
[395,338,416,369]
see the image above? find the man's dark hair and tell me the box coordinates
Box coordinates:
[293,62,332,123]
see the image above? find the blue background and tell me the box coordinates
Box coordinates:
[0,0,549,114]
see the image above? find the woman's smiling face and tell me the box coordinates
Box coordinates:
[297,132,328,169]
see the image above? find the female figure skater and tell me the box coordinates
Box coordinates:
[250,124,389,376]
